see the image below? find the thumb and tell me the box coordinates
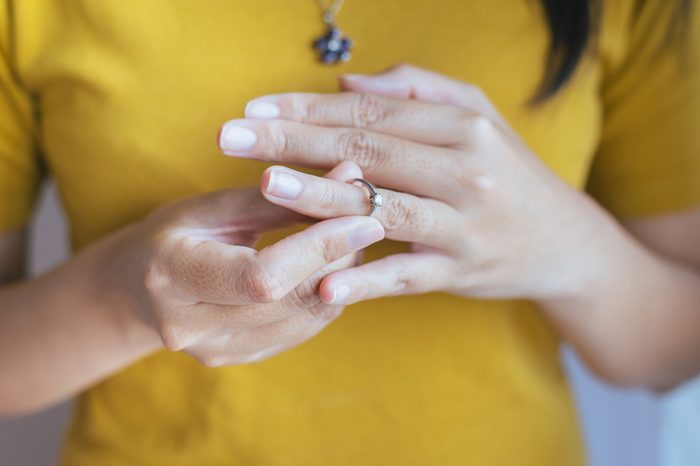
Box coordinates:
[323,160,363,183]
[177,163,363,230]
[175,186,302,231]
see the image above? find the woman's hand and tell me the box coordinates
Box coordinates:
[0,163,385,415]
[217,64,613,307]
[108,163,384,366]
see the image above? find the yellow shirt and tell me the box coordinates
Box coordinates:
[1,1,699,465]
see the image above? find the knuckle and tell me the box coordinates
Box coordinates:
[393,270,420,295]
[455,163,497,200]
[317,180,342,212]
[198,353,226,368]
[142,233,184,296]
[268,122,296,159]
[336,129,382,170]
[350,93,386,128]
[244,259,285,303]
[159,322,190,351]
[320,232,348,263]
[300,94,322,123]
[460,113,494,140]
[383,196,421,233]
[143,260,169,297]
[290,94,313,122]
[307,303,343,321]
[177,239,231,298]
[287,280,321,311]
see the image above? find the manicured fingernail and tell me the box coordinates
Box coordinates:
[347,218,384,250]
[219,123,257,153]
[245,100,280,119]
[329,282,351,304]
[265,170,303,199]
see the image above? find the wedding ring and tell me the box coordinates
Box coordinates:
[350,178,383,216]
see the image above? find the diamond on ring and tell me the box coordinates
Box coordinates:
[350,178,383,216]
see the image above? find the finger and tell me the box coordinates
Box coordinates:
[163,251,357,352]
[340,63,504,124]
[241,91,477,147]
[160,187,301,233]
[189,302,343,367]
[322,160,363,182]
[318,252,456,305]
[179,164,360,230]
[238,301,343,364]
[340,73,414,99]
[278,161,362,224]
[218,118,458,198]
[260,165,465,250]
[174,215,384,305]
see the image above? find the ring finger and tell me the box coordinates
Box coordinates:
[218,118,459,201]
[260,164,464,251]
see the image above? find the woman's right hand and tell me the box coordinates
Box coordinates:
[106,162,384,366]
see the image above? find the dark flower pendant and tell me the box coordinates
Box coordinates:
[313,26,353,65]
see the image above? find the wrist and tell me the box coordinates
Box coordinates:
[86,224,163,353]
[534,196,629,311]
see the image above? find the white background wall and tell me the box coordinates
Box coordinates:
[0,181,697,466]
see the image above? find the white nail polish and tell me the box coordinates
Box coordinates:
[220,124,257,153]
[331,283,351,304]
[266,170,303,199]
[245,101,280,119]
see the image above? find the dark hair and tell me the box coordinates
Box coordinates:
[537,0,693,102]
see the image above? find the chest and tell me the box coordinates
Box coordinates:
[16,0,603,246]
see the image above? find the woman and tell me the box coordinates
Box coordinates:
[1,0,700,464]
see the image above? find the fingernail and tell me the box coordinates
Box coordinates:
[245,100,280,119]
[219,123,257,153]
[265,170,303,199]
[347,218,384,250]
[329,282,351,304]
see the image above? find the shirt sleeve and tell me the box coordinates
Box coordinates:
[0,7,41,231]
[586,0,700,219]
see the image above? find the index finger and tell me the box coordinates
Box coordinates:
[242,92,474,147]
[174,216,384,305]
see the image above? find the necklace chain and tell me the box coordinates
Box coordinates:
[316,0,345,25]
[312,0,352,64]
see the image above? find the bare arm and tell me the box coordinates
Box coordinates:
[0,226,160,415]
[540,207,700,390]
[223,66,700,391]
[0,174,384,415]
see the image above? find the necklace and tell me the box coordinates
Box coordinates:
[312,0,353,64]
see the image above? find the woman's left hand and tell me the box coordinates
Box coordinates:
[217,64,613,306]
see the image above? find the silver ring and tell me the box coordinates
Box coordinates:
[350,178,383,216]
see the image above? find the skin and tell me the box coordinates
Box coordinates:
[1,64,698,415]
[220,64,700,391]
[0,164,384,415]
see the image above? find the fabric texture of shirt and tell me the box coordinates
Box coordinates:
[1,1,699,465]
